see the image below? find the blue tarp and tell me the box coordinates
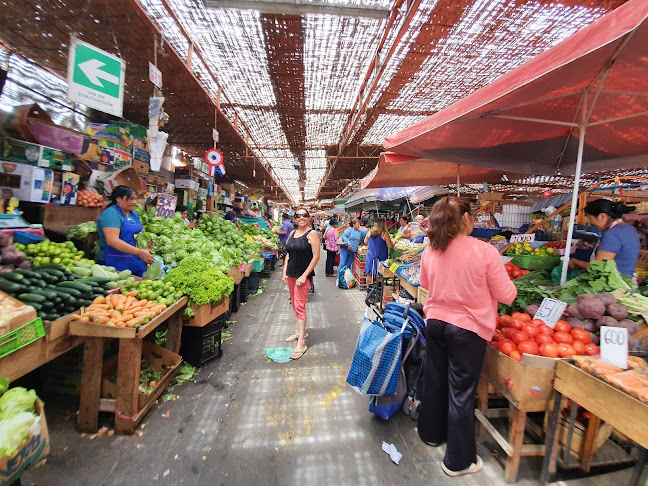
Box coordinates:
[238,216,269,230]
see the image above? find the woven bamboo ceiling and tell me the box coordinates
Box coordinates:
[0,0,629,204]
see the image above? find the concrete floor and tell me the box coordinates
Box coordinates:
[20,258,641,486]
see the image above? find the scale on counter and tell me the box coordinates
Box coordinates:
[0,214,33,229]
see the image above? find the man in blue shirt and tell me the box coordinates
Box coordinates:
[224,206,242,230]
[278,212,293,267]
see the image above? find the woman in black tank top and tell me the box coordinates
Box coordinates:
[282,208,320,359]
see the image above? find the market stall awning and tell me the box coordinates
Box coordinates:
[377,186,424,202]
[383,0,648,177]
[409,186,449,204]
[361,152,530,189]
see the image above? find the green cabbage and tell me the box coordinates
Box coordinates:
[0,387,37,420]
[0,411,39,458]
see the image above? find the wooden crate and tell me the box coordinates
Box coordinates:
[417,286,429,305]
[182,297,230,327]
[554,415,612,460]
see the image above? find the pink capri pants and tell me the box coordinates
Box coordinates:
[287,276,311,320]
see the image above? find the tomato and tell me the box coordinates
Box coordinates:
[522,270,531,275]
[571,328,591,344]
[510,350,522,362]
[504,262,515,272]
[522,324,539,339]
[501,327,517,339]
[489,341,499,348]
[519,313,532,323]
[539,342,560,358]
[558,343,576,358]
[554,320,571,333]
[512,269,522,278]
[535,333,555,345]
[585,343,600,356]
[554,331,574,344]
[510,319,524,331]
[530,319,544,327]
[511,330,529,345]
[493,330,506,341]
[537,325,554,336]
[517,340,539,355]
[499,340,517,356]
[499,315,513,327]
[572,340,586,355]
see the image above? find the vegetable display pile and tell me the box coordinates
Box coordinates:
[68,221,97,240]
[498,271,553,316]
[253,235,277,250]
[0,265,115,322]
[120,279,180,306]
[555,259,635,304]
[504,261,531,280]
[197,215,260,262]
[0,233,30,271]
[163,256,234,313]
[17,240,93,269]
[572,355,648,403]
[507,241,559,257]
[0,381,40,458]
[241,223,279,246]
[393,241,427,254]
[492,311,600,361]
[71,294,168,328]
[76,190,104,208]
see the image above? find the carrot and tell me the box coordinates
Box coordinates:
[114,321,126,327]
[125,318,140,328]
[92,296,106,305]
[94,316,110,324]
[110,310,122,320]
[127,306,143,314]
[143,301,156,309]
[80,316,90,323]
[123,290,138,297]
[106,294,115,308]
[70,313,82,320]
[134,311,151,318]
[124,296,135,310]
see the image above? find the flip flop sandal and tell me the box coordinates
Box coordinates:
[290,346,308,360]
[286,333,309,342]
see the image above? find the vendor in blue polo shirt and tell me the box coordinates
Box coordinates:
[569,199,640,277]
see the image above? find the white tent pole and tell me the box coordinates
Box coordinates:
[457,164,461,197]
[561,93,588,285]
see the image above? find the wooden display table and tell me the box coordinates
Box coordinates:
[73,296,188,435]
[476,346,558,483]
[541,360,648,485]
[399,277,419,301]
[378,261,395,278]
[0,316,84,382]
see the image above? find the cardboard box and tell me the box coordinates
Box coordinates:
[183,297,230,327]
[481,345,557,410]
[0,399,50,485]
[2,138,41,166]
[0,103,52,143]
[39,146,72,171]
[0,161,53,203]
[175,179,199,191]
[132,159,149,176]
[61,172,80,206]
[206,196,218,212]
[221,182,235,195]
[132,147,150,165]
[93,167,142,196]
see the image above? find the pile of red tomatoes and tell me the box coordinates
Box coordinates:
[491,311,600,361]
[504,262,531,280]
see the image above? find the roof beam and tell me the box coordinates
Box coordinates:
[204,0,390,19]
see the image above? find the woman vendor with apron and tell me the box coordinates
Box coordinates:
[569,199,640,277]
[97,185,154,277]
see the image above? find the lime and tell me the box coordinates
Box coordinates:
[41,257,51,265]
[52,257,61,264]
[73,255,82,261]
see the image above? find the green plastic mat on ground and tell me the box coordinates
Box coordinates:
[265,347,294,363]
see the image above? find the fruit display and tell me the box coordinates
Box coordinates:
[399,265,420,285]
[0,233,30,271]
[16,240,93,269]
[0,266,113,322]
[507,241,558,257]
[71,294,167,328]
[76,190,104,208]
[492,312,601,361]
[504,262,531,280]
[119,279,180,306]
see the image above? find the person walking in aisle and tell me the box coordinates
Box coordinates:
[323,218,340,277]
[417,197,516,477]
[364,218,394,282]
[278,212,293,268]
[337,218,367,283]
[282,208,320,359]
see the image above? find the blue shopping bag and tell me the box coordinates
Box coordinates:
[346,317,403,396]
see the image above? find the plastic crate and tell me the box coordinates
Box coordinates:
[252,259,264,272]
[260,259,271,278]
[181,316,226,367]
[247,273,260,294]
[230,283,241,313]
[270,256,277,271]
[260,250,275,260]
[0,317,45,359]
[511,254,561,271]
[470,228,502,239]
[240,277,249,302]
[356,252,367,263]
[354,258,366,278]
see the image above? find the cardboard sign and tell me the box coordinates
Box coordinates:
[533,297,567,328]
[155,194,177,218]
[510,234,535,243]
[148,62,162,88]
[389,263,399,274]
[600,326,628,369]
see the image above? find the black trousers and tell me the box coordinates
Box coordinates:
[417,319,487,472]
[325,250,337,275]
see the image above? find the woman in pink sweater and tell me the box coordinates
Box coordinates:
[417,197,517,477]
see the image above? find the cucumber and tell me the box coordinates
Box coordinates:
[57,281,93,293]
[52,287,82,298]
[76,279,100,288]
[64,306,79,313]
[0,272,24,282]
[33,279,48,288]
[0,280,23,293]
[29,302,43,310]
[19,293,47,303]
[81,277,112,286]
[28,288,59,300]
[15,270,42,279]
[33,264,66,271]
[78,299,93,307]
[41,313,60,322]
[20,279,32,287]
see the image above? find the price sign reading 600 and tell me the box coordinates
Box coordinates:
[600,326,628,369]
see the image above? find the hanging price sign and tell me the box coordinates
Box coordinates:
[510,234,535,243]
[533,297,567,328]
[155,194,177,218]
[600,326,628,369]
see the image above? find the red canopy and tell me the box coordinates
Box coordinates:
[361,152,529,188]
[384,0,648,176]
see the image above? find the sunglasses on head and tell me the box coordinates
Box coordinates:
[295,213,309,218]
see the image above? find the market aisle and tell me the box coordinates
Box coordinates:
[23,258,633,486]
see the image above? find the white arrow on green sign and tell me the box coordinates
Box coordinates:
[67,38,125,117]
